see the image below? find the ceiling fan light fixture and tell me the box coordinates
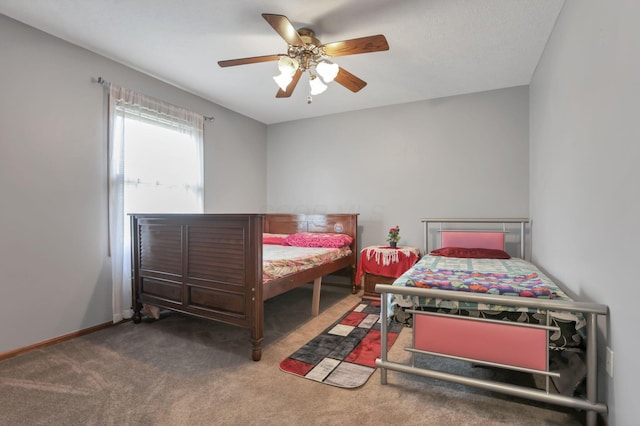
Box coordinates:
[277,56,299,75]
[274,56,299,90]
[273,72,294,91]
[316,60,339,83]
[309,74,327,95]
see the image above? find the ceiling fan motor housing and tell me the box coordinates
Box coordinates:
[297,28,321,46]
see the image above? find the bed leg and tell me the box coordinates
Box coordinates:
[132,301,142,324]
[250,296,264,361]
[351,266,358,294]
[312,277,322,316]
[251,343,262,361]
[585,313,599,426]
[379,292,388,385]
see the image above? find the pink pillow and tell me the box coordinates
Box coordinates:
[430,247,511,259]
[263,233,288,245]
[283,232,353,248]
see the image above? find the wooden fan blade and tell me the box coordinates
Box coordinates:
[276,69,303,98]
[218,54,283,67]
[334,67,367,93]
[262,14,305,47]
[322,34,389,57]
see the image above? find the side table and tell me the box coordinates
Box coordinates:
[355,245,421,300]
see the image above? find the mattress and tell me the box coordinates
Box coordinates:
[262,245,352,283]
[389,255,585,350]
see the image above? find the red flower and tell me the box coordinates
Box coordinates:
[387,225,401,243]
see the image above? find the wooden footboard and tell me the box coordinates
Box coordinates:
[130,214,265,360]
[130,213,358,361]
[375,285,609,426]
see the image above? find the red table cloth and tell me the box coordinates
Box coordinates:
[355,245,421,284]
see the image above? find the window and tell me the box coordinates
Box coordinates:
[119,109,204,216]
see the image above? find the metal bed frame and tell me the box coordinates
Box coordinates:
[375,218,609,426]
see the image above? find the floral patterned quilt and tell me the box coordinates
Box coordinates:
[389,255,585,350]
[407,269,554,298]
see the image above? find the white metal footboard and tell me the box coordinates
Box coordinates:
[375,284,608,426]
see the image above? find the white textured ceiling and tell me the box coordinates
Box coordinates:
[0,0,564,124]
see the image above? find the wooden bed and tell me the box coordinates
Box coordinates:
[130,213,358,361]
[375,218,609,426]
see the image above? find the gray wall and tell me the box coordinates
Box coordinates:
[0,15,267,354]
[530,1,639,424]
[267,87,530,250]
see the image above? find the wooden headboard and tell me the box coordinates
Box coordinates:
[264,213,359,260]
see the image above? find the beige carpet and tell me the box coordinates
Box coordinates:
[0,283,584,425]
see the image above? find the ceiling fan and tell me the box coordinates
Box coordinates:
[218,13,389,102]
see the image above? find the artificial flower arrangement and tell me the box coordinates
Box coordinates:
[387,225,401,244]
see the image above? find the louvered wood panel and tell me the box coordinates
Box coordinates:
[139,224,182,276]
[187,226,246,284]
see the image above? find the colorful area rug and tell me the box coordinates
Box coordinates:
[279,299,402,388]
